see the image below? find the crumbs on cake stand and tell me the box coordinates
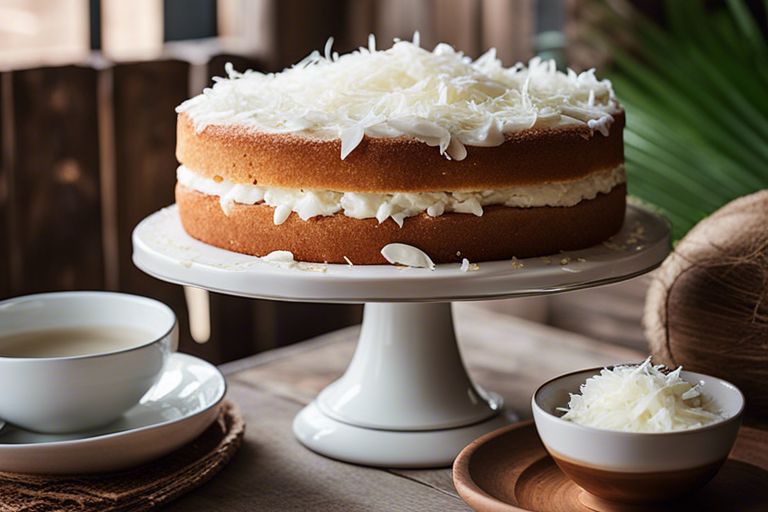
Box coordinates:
[460,258,480,272]
[603,221,646,252]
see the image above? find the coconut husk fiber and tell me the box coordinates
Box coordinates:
[644,190,768,420]
[0,400,244,512]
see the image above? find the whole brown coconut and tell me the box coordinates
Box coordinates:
[644,190,768,420]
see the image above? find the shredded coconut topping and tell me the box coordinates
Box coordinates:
[559,357,724,433]
[177,34,619,161]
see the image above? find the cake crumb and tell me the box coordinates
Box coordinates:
[603,240,625,251]
[540,256,552,265]
[297,262,327,272]
[510,257,524,269]
[560,257,571,265]
[576,257,587,263]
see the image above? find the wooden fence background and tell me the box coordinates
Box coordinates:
[0,0,542,363]
[0,53,369,363]
[0,0,651,364]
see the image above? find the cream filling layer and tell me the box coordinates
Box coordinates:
[177,165,625,227]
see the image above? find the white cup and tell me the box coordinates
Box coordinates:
[0,291,178,433]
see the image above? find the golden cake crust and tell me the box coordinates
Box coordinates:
[176,183,627,264]
[176,111,625,192]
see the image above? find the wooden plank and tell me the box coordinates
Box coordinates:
[101,0,163,61]
[389,467,458,500]
[206,54,262,83]
[11,65,103,294]
[374,0,434,49]
[97,65,119,291]
[272,0,349,68]
[166,381,470,511]
[207,292,261,362]
[454,303,644,412]
[548,277,650,351]
[109,59,211,358]
[433,0,483,56]
[0,0,89,70]
[231,325,357,404]
[481,0,534,64]
[346,0,377,49]
[217,0,276,62]
[0,72,10,298]
[218,324,359,376]
[270,301,363,349]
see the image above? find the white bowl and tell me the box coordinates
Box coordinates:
[0,292,178,433]
[532,366,744,505]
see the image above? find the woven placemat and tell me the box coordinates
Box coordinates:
[0,400,244,512]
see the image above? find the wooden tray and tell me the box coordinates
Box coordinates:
[453,420,768,512]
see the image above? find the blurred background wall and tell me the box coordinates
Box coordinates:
[1,0,765,363]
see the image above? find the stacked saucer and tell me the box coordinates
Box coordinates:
[0,292,227,475]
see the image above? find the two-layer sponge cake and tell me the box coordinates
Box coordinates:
[175,37,626,264]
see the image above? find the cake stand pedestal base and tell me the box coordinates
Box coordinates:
[292,302,511,468]
[293,401,511,468]
[133,204,671,468]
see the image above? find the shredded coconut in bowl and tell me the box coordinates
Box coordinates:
[558,357,725,433]
[177,33,619,161]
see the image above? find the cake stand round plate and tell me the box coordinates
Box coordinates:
[132,204,668,303]
[132,203,670,468]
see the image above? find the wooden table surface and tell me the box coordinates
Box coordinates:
[167,302,643,511]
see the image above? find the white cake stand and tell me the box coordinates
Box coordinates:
[132,204,669,468]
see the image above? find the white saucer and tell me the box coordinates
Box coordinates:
[0,353,226,474]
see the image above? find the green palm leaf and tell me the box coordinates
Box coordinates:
[592,0,768,239]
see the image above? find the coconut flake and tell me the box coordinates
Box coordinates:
[260,250,297,268]
[558,357,725,433]
[459,258,479,271]
[587,114,614,136]
[340,125,365,160]
[381,243,436,270]
[273,204,292,225]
